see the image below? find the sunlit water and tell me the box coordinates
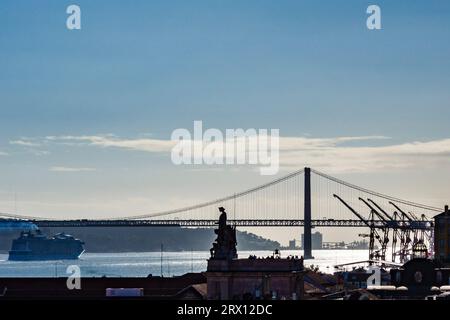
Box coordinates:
[0,250,369,277]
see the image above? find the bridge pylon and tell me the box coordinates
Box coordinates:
[303,167,313,259]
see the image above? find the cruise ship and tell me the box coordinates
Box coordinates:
[8,230,85,261]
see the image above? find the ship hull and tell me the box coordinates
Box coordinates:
[8,231,85,261]
[8,250,84,261]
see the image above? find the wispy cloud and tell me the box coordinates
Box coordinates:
[279,138,450,173]
[278,136,390,150]
[10,140,41,147]
[30,150,50,156]
[45,135,175,152]
[49,166,96,172]
[42,134,388,152]
[9,138,48,156]
[15,134,450,173]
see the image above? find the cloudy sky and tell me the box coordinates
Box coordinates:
[1,1,450,244]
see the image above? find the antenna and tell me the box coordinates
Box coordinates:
[190,248,193,273]
[233,193,237,226]
[160,243,163,277]
[167,259,170,277]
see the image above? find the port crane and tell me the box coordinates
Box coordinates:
[333,194,386,262]
[388,201,432,261]
[358,198,391,262]
[366,198,403,263]
[334,195,433,264]
[390,202,419,244]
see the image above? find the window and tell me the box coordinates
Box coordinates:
[436,271,443,284]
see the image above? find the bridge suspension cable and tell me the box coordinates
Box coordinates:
[0,212,51,220]
[121,169,305,219]
[311,169,442,212]
[0,167,443,222]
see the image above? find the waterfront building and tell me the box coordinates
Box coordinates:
[340,268,390,289]
[288,239,300,249]
[206,208,305,300]
[434,205,450,264]
[0,273,207,299]
[301,232,323,250]
[207,257,305,300]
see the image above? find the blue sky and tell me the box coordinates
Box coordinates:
[1,1,450,243]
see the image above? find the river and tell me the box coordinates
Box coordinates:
[0,250,370,277]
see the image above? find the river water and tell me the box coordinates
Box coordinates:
[0,250,369,277]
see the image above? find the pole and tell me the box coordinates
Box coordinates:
[191,248,193,273]
[233,193,236,222]
[304,167,313,259]
[160,243,163,277]
[167,260,170,277]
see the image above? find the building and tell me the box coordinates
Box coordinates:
[434,205,450,264]
[0,273,207,299]
[389,258,450,299]
[340,268,391,289]
[302,231,323,250]
[206,257,305,300]
[206,207,305,300]
[288,239,300,249]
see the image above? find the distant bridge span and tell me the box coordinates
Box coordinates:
[0,218,430,229]
[0,167,443,259]
[30,218,372,227]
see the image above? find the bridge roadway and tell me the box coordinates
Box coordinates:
[0,218,432,229]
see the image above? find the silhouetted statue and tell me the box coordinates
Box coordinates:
[218,207,227,230]
[210,207,237,260]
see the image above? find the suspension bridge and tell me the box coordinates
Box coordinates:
[0,167,444,260]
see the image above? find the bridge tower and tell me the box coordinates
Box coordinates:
[303,167,313,259]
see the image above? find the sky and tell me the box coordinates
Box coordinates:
[0,0,450,244]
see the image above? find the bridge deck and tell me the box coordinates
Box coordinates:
[0,218,433,229]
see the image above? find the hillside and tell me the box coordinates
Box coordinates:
[0,227,280,253]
